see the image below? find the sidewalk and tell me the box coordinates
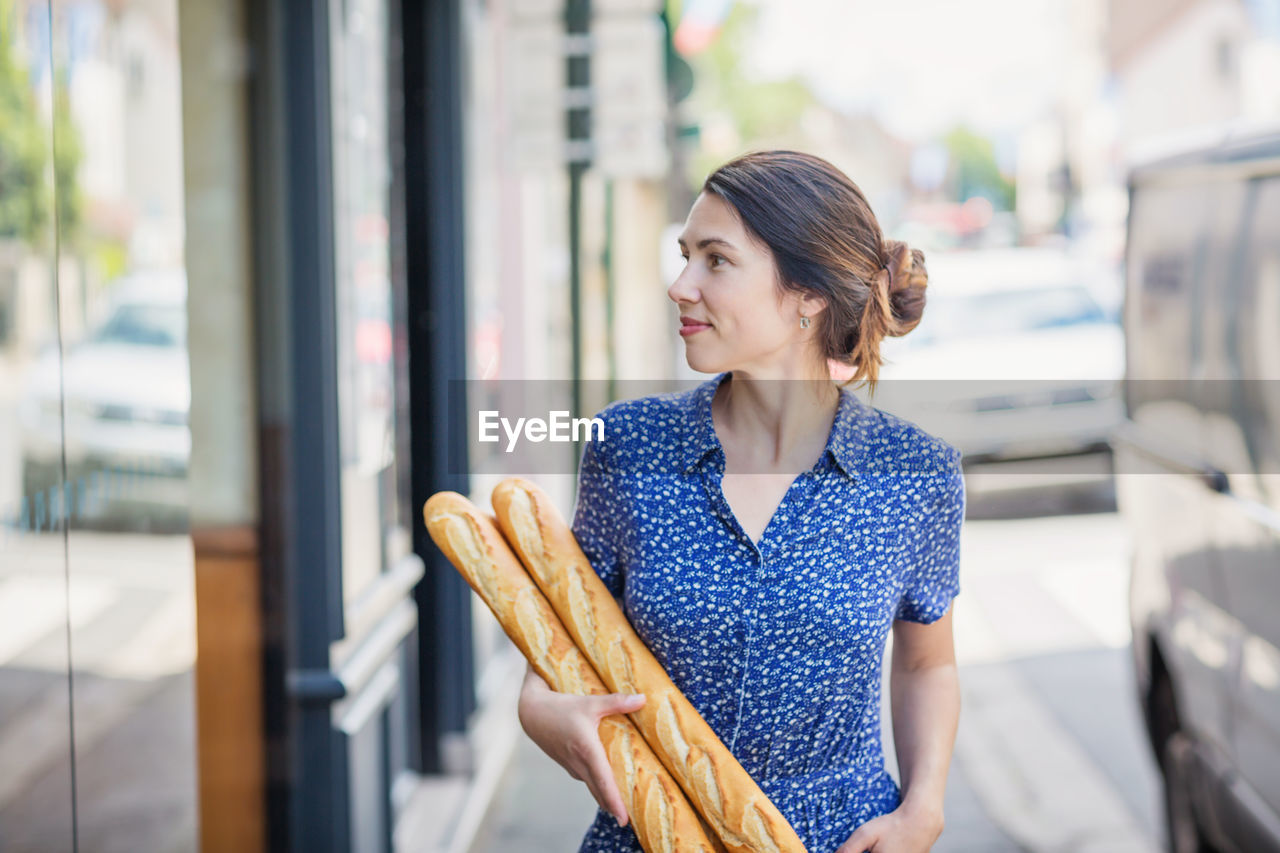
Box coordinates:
[470,732,598,852]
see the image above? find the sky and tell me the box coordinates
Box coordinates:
[743,0,1071,144]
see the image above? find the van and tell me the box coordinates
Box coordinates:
[1114,120,1280,853]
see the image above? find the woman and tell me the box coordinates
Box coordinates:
[518,150,964,853]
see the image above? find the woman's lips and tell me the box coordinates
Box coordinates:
[679,322,711,337]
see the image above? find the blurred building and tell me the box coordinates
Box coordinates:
[1109,0,1254,145]
[1015,0,1125,251]
[796,107,914,227]
[0,0,675,851]
[1013,0,1280,263]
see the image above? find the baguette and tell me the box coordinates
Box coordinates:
[423,491,721,853]
[491,478,807,853]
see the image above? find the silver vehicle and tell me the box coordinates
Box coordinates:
[18,269,189,529]
[1114,120,1280,853]
[875,246,1125,463]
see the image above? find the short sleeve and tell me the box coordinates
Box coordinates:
[895,444,966,624]
[570,434,626,598]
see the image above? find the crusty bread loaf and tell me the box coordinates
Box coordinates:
[491,478,807,853]
[423,491,721,853]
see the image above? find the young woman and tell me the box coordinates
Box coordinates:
[518,150,964,853]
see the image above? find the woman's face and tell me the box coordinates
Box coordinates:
[669,191,824,376]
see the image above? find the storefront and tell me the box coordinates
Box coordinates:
[0,0,674,850]
[189,0,511,848]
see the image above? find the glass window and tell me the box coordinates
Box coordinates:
[1241,178,1280,477]
[1,1,197,848]
[330,0,405,605]
[1125,182,1210,382]
[0,3,75,846]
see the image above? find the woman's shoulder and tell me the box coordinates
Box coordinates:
[585,386,701,470]
[850,395,962,481]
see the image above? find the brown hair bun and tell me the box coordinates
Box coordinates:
[882,239,929,338]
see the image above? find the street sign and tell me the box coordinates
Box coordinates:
[502,5,670,176]
[592,0,665,14]
[591,15,666,119]
[508,0,563,21]
[594,118,669,177]
[590,13,668,177]
[504,19,564,169]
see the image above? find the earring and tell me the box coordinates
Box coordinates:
[800,315,811,329]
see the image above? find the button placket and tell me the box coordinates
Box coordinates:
[699,457,762,749]
[736,472,812,751]
[727,543,762,752]
[705,458,818,748]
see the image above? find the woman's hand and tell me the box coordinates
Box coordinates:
[839,608,957,852]
[834,799,944,853]
[517,666,647,827]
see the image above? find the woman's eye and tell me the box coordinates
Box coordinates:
[678,252,725,268]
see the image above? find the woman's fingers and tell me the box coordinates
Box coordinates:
[835,820,881,853]
[586,691,650,824]
[589,692,646,719]
[583,736,630,825]
[559,716,627,825]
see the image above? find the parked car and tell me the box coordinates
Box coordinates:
[17,269,189,529]
[875,246,1125,463]
[1114,120,1280,853]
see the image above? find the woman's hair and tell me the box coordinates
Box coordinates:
[701,150,928,394]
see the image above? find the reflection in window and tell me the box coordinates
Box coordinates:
[92,303,186,348]
[332,0,403,603]
[0,1,197,849]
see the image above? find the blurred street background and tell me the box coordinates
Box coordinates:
[2,0,1280,851]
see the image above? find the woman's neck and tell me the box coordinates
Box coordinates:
[713,370,841,473]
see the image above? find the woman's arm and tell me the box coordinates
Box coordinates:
[890,607,959,827]
[517,660,647,827]
[837,607,960,852]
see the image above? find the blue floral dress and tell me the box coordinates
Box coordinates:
[570,370,965,853]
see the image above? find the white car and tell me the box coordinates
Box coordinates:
[874,248,1124,463]
[18,269,189,528]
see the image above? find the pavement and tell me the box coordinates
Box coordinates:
[0,531,198,853]
[471,502,1163,853]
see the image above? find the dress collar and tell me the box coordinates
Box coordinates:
[679,370,873,480]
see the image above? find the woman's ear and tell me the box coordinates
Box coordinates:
[799,292,828,321]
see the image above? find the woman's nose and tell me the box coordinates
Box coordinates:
[667,267,698,305]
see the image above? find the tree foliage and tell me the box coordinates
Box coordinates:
[0,5,50,244]
[942,125,1015,210]
[684,1,817,184]
[0,2,82,247]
